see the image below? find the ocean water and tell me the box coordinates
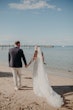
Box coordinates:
[0,46,73,72]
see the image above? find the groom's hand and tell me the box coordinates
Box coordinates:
[25,65,28,68]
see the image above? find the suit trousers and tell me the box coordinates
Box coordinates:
[11,68,22,88]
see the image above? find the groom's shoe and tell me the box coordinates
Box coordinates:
[18,84,22,89]
[14,87,19,91]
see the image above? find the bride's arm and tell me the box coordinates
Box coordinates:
[27,58,34,67]
[42,52,46,64]
[27,50,37,67]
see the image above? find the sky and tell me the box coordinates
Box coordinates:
[0,0,73,45]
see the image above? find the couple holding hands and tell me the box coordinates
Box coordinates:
[8,41,65,108]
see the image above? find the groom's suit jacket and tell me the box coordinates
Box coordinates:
[8,47,27,68]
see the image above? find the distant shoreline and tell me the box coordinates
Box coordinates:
[0,44,73,48]
[0,44,54,48]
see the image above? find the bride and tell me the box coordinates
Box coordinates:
[28,46,64,108]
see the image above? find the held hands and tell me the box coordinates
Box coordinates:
[25,55,37,68]
[25,58,34,68]
[25,65,28,68]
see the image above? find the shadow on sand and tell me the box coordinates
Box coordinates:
[19,86,33,90]
[52,85,73,95]
[52,86,73,109]
[0,71,12,77]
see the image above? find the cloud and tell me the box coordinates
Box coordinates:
[8,0,62,11]
[57,8,62,11]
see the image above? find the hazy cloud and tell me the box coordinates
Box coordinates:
[8,0,62,11]
[57,8,62,11]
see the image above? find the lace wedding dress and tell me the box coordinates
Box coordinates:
[33,47,64,108]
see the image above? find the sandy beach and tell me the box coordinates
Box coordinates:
[0,65,73,110]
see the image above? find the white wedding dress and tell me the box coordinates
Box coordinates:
[33,47,64,108]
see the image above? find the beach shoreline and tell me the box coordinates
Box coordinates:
[0,65,73,110]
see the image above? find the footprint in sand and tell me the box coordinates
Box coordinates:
[19,102,42,110]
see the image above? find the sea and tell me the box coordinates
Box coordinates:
[0,46,73,72]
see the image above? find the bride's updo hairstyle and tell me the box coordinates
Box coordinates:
[34,45,38,51]
[34,45,42,59]
[34,45,38,58]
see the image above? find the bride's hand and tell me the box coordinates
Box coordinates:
[27,58,34,67]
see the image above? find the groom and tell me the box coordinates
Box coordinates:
[8,41,27,90]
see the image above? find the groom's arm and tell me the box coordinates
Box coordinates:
[20,49,27,66]
[8,50,11,66]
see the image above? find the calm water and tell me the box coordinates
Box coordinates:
[0,46,73,72]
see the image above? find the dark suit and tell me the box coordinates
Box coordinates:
[8,47,27,68]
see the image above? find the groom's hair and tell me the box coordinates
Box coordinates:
[15,41,20,45]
